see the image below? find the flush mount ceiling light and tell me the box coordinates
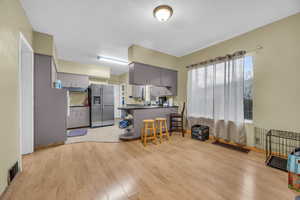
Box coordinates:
[97,56,129,65]
[153,5,173,22]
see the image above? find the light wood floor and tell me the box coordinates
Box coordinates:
[2,135,297,200]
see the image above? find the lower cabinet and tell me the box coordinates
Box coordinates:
[67,107,90,129]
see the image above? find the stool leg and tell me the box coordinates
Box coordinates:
[141,126,144,142]
[156,120,159,140]
[181,117,185,137]
[164,120,170,140]
[152,122,157,145]
[159,121,163,143]
[170,116,173,134]
[143,123,148,146]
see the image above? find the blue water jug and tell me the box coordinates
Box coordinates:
[288,148,300,174]
[54,80,62,89]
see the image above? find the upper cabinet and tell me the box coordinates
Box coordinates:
[129,62,160,86]
[129,62,178,96]
[169,70,177,96]
[57,72,89,89]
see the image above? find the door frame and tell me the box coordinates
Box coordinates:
[18,33,34,169]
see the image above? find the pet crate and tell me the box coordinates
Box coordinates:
[266,129,300,172]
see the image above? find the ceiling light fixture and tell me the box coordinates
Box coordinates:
[153,5,173,22]
[97,56,129,65]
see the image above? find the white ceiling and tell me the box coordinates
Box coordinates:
[21,0,300,75]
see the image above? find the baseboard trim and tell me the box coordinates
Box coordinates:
[0,186,8,200]
[34,142,65,151]
[0,172,21,200]
[187,129,265,154]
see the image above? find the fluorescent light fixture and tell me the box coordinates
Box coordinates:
[97,56,128,65]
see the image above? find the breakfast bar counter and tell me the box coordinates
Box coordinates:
[118,105,178,140]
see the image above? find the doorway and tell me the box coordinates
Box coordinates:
[19,33,34,156]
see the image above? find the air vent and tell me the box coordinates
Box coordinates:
[8,162,19,184]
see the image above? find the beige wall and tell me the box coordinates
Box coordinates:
[33,31,53,56]
[58,59,110,79]
[128,45,179,69]
[0,0,33,194]
[89,75,121,85]
[69,92,88,106]
[33,31,61,70]
[129,13,300,145]
[180,13,300,133]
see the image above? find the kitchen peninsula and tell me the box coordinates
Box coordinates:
[118,105,178,140]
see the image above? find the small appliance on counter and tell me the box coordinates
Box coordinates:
[157,96,167,106]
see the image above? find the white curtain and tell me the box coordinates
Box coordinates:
[187,65,214,118]
[187,56,246,145]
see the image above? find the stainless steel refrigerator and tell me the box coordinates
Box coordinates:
[90,84,114,127]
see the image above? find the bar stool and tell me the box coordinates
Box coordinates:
[155,118,170,143]
[170,102,185,137]
[141,119,157,146]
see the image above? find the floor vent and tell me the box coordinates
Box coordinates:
[8,162,19,184]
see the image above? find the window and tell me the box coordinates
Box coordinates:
[187,55,254,121]
[244,55,254,121]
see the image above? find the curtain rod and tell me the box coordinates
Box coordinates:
[186,45,263,69]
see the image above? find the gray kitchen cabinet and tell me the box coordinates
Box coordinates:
[34,54,67,148]
[169,70,177,96]
[160,68,177,96]
[148,66,161,85]
[129,62,178,96]
[129,62,161,86]
[57,72,89,89]
[129,62,146,85]
[67,107,90,128]
[160,68,173,87]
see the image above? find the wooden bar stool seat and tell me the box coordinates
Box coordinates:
[141,119,157,146]
[155,118,170,143]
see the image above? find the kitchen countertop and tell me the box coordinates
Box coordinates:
[118,105,178,110]
[69,105,89,108]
